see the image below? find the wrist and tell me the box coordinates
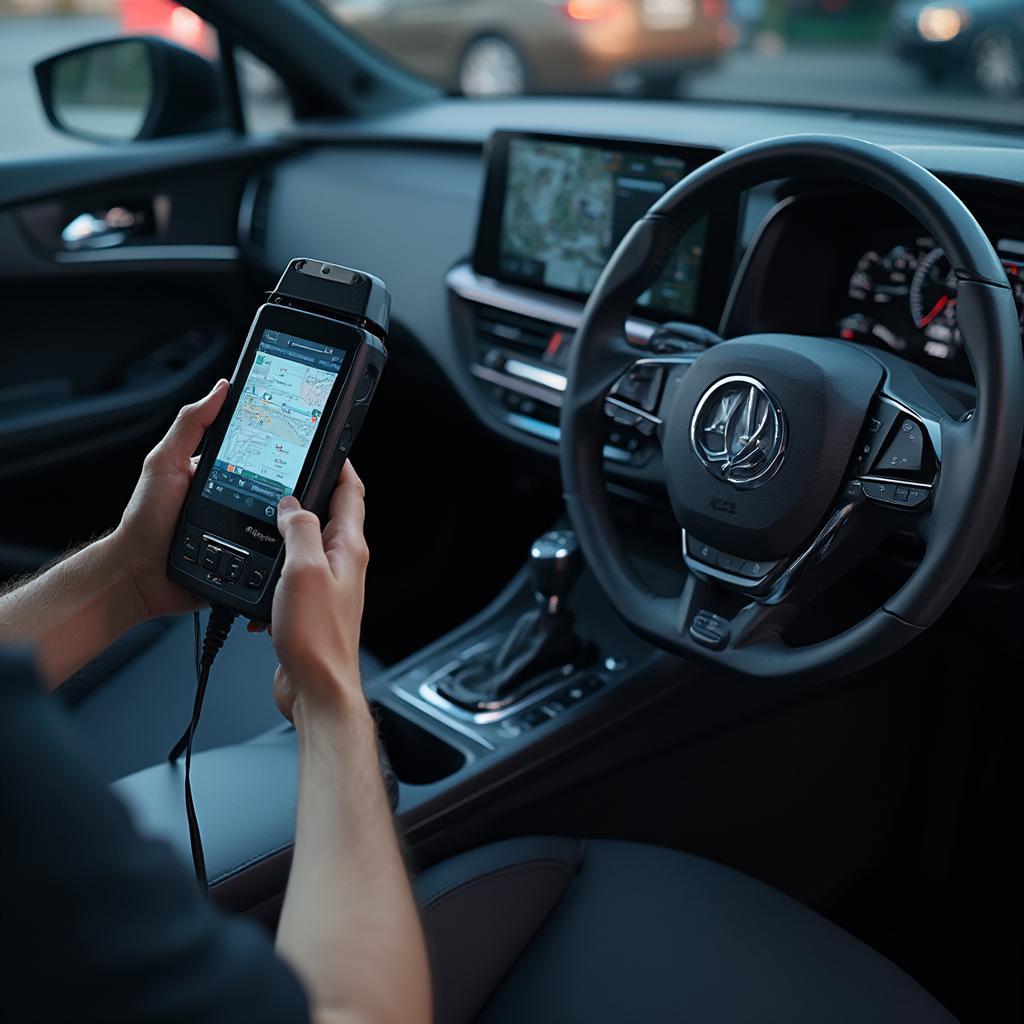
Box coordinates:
[92,531,150,631]
[291,677,372,737]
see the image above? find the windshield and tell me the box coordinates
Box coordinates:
[317,0,1024,128]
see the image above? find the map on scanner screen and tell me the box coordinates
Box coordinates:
[206,331,344,513]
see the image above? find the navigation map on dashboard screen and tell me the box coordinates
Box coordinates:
[497,138,707,317]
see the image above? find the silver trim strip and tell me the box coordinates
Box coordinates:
[55,244,240,264]
[858,474,933,490]
[418,666,579,725]
[446,263,657,346]
[605,395,662,428]
[760,500,859,605]
[504,358,567,392]
[470,364,562,407]
[389,685,495,751]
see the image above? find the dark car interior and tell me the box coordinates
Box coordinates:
[2,1,1022,1021]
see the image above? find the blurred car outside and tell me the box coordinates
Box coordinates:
[323,0,736,97]
[117,0,215,58]
[889,0,1024,95]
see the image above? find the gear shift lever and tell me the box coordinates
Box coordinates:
[437,530,592,711]
[530,530,582,615]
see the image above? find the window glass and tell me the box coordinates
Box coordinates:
[236,47,293,135]
[314,0,1024,128]
[0,0,216,157]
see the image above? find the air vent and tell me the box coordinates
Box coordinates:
[472,304,560,357]
[241,173,274,253]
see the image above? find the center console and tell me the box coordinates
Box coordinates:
[113,528,693,912]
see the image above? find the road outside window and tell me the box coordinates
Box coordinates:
[316,0,1024,124]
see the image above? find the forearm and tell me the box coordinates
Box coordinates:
[0,534,146,689]
[276,694,431,1024]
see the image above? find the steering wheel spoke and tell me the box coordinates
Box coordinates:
[604,355,695,434]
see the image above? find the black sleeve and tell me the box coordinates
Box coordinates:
[0,648,310,1024]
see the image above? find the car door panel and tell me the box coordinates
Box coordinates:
[0,138,292,575]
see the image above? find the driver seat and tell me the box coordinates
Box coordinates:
[416,836,956,1024]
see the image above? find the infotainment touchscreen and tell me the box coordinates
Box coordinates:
[473,132,730,323]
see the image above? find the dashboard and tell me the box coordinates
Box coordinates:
[252,102,1024,481]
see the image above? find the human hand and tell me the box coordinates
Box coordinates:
[112,380,229,620]
[269,463,370,724]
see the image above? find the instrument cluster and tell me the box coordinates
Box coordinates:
[836,235,1024,377]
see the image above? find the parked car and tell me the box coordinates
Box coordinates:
[890,0,1024,96]
[118,0,216,58]
[325,0,734,97]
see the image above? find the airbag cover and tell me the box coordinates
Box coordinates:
[661,335,883,560]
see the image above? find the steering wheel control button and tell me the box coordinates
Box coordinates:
[610,364,664,412]
[690,612,730,650]
[862,481,895,504]
[738,558,778,580]
[851,402,900,474]
[716,550,745,574]
[688,537,721,566]
[876,418,924,472]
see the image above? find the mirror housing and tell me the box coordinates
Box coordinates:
[34,35,229,143]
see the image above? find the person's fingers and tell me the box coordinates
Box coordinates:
[277,496,328,571]
[323,463,368,570]
[247,620,268,634]
[189,455,200,477]
[149,380,228,469]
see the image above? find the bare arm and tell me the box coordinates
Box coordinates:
[0,381,228,688]
[271,470,431,1024]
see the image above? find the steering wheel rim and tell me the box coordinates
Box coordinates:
[560,134,1024,679]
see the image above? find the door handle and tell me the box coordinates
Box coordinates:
[60,205,145,250]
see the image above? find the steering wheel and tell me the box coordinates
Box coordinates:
[560,135,1024,679]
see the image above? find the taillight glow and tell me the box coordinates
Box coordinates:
[565,0,622,21]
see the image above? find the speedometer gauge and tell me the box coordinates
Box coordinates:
[848,246,915,304]
[910,247,957,327]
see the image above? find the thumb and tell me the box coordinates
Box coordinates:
[277,496,327,568]
[152,379,229,468]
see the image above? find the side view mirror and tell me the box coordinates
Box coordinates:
[34,36,229,144]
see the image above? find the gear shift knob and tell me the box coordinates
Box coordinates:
[529,530,582,614]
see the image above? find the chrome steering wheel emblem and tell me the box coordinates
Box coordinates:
[690,375,787,489]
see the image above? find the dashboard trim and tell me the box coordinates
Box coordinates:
[447,263,657,346]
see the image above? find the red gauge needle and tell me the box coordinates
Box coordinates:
[919,294,955,327]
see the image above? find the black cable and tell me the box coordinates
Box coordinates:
[168,606,237,892]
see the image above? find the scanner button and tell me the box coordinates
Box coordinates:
[354,368,376,404]
[338,423,355,454]
[201,543,224,572]
[245,568,266,589]
[182,531,200,564]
